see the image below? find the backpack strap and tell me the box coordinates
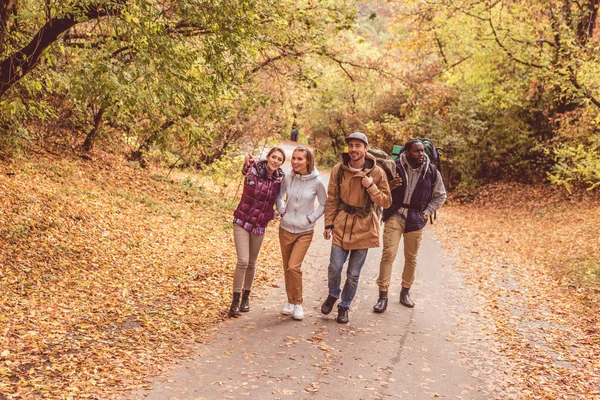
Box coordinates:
[428,163,437,223]
[430,163,438,188]
[336,163,375,218]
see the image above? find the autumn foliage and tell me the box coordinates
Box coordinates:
[0,153,282,398]
[434,183,600,398]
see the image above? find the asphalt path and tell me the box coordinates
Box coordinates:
[130,142,505,400]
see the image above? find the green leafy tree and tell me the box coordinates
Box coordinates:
[0,0,356,162]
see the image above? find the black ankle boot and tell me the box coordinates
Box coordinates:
[321,295,338,315]
[240,290,251,312]
[373,291,388,313]
[336,307,349,324]
[400,287,414,308]
[228,292,241,317]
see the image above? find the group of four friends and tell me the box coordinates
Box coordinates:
[228,132,447,324]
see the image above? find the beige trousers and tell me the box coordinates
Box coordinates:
[376,216,424,291]
[232,224,266,292]
[279,228,314,304]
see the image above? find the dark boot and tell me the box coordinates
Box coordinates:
[373,291,388,313]
[400,287,414,308]
[228,292,241,317]
[336,307,349,324]
[321,295,338,315]
[240,290,251,312]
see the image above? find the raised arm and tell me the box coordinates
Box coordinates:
[241,153,255,175]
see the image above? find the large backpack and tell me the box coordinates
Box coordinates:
[367,148,396,182]
[392,138,441,171]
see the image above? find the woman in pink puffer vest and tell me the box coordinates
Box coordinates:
[229,147,285,317]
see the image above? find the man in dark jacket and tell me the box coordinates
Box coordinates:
[373,139,446,312]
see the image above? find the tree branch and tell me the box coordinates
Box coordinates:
[250,48,310,74]
[326,54,355,81]
[434,32,448,66]
[576,0,600,45]
[568,66,600,108]
[488,18,545,69]
[317,51,415,85]
[0,1,124,98]
[168,21,210,36]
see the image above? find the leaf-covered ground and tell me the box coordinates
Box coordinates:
[2,156,600,399]
[433,183,600,399]
[0,154,281,399]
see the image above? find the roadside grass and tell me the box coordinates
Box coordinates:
[433,182,600,398]
[0,153,281,399]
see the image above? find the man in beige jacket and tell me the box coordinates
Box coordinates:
[321,132,392,324]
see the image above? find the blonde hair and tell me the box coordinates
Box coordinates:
[293,146,315,174]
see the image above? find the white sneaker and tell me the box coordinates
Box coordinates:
[281,302,294,315]
[292,304,304,320]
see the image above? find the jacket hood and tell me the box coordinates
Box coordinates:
[399,152,430,175]
[291,166,321,181]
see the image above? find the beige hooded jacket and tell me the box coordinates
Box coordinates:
[324,153,391,250]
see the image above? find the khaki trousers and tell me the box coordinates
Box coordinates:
[279,228,314,304]
[376,216,424,291]
[232,224,266,292]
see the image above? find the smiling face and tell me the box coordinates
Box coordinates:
[266,150,285,172]
[347,139,368,163]
[291,149,309,175]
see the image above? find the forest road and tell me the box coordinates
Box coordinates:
[129,144,504,400]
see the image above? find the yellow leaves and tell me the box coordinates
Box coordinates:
[433,182,600,397]
[1,155,271,398]
[304,382,320,392]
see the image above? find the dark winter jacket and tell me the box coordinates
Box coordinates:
[382,154,441,233]
[233,159,284,231]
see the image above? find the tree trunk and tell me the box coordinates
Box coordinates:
[82,107,105,152]
[130,115,188,161]
[577,0,600,44]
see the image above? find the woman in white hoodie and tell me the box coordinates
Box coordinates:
[278,146,327,320]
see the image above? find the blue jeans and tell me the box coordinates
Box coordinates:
[327,244,369,309]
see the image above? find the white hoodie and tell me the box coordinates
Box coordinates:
[278,167,327,234]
